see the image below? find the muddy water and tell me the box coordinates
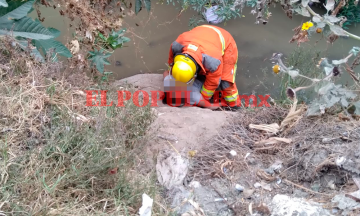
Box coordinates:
[33,4,360,98]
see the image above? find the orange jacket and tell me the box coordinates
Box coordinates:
[168,25,238,101]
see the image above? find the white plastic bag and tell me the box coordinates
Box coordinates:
[204,5,224,24]
[139,193,153,216]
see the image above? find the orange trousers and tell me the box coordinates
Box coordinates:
[163,71,241,108]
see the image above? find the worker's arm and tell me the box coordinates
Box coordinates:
[200,62,223,102]
[191,62,223,110]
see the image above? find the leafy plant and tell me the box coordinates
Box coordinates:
[166,0,360,46]
[0,0,7,7]
[189,15,205,29]
[87,48,112,74]
[337,0,360,29]
[0,0,72,61]
[135,0,152,14]
[86,28,131,74]
[271,46,360,117]
[95,29,131,50]
[307,81,357,116]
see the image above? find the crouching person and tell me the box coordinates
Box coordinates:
[162,24,241,110]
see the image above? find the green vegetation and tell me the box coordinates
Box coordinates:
[279,47,323,103]
[272,46,360,117]
[0,0,72,62]
[338,0,360,29]
[0,37,167,215]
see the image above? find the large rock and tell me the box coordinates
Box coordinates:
[150,106,235,153]
[332,190,360,216]
[270,194,332,216]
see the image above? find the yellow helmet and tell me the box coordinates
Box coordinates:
[171,54,198,83]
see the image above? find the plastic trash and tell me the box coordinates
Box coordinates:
[189,180,201,188]
[229,150,237,156]
[204,5,224,24]
[214,198,228,202]
[156,150,189,190]
[235,184,244,191]
[139,193,153,216]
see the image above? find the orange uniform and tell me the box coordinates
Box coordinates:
[167,25,241,107]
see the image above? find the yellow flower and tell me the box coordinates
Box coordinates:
[301,22,314,31]
[272,64,281,74]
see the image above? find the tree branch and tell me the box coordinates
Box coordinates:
[332,0,346,16]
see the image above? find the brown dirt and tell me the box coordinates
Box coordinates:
[113,74,236,156]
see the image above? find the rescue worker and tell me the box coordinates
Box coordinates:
[163,25,241,110]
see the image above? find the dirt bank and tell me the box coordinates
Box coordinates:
[113,74,236,155]
[114,74,360,216]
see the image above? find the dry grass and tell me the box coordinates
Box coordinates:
[189,107,288,180]
[191,104,360,178]
[0,37,167,216]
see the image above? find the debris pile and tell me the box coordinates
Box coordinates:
[184,105,360,216]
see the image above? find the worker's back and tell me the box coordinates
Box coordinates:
[175,25,231,62]
[174,25,237,83]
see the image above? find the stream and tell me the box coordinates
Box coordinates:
[31,3,360,98]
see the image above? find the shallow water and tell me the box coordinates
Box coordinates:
[32,3,360,98]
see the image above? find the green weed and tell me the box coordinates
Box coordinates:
[278,46,324,104]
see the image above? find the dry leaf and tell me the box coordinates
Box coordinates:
[338,113,351,121]
[256,169,276,181]
[70,40,80,54]
[127,10,135,16]
[259,181,272,191]
[181,199,205,216]
[280,97,304,131]
[73,90,86,96]
[254,203,271,215]
[289,24,310,46]
[114,18,123,27]
[249,123,280,134]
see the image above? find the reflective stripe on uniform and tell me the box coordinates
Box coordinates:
[224,91,239,102]
[233,54,238,83]
[233,43,238,83]
[200,25,225,56]
[201,85,215,97]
